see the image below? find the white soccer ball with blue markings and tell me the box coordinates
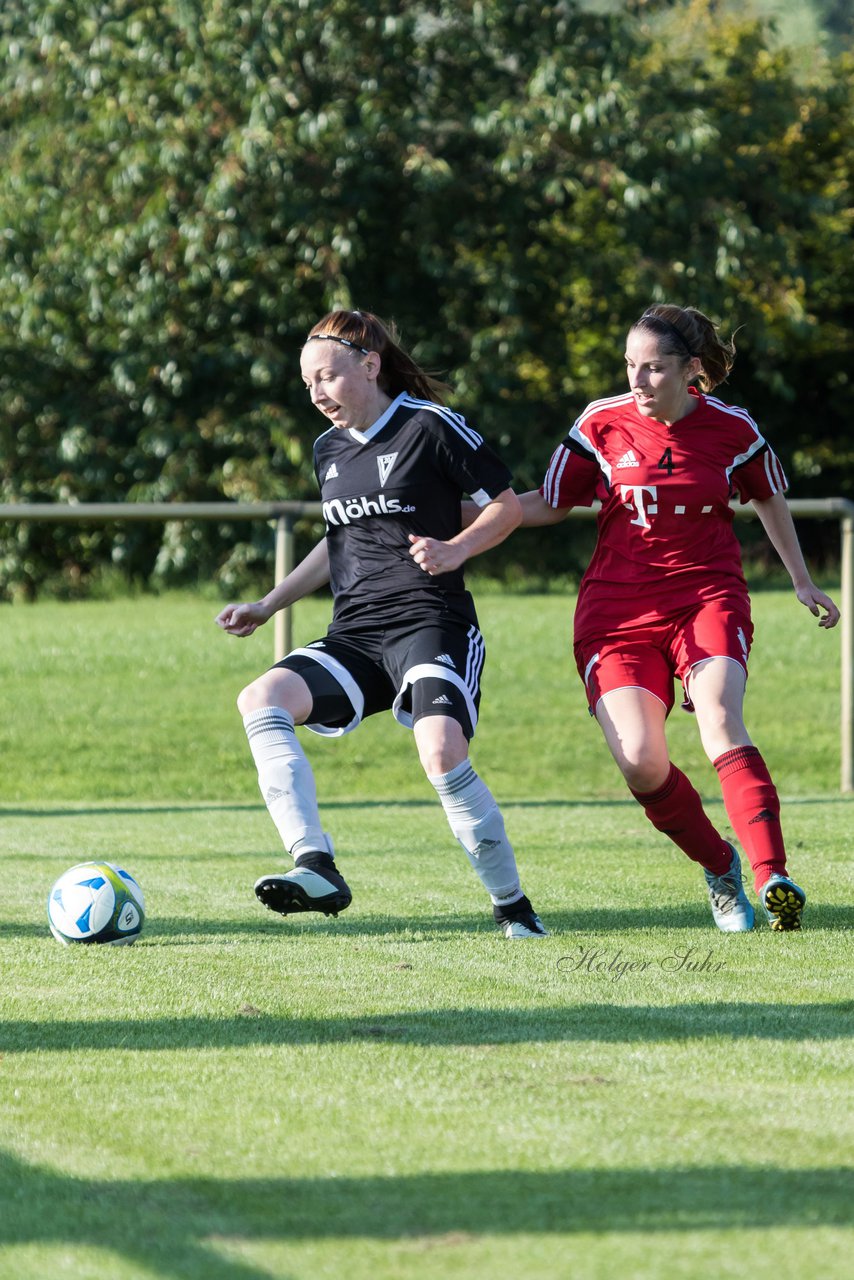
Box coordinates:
[47,861,145,946]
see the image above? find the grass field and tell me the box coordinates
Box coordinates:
[1,590,852,1279]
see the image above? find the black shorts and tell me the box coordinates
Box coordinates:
[274,616,486,740]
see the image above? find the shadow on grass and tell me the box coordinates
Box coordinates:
[3,1000,852,1052]
[3,792,854,817]
[551,903,854,933]
[142,907,727,939]
[3,899,851,941]
[0,803,258,819]
[2,794,853,821]
[0,1147,850,1280]
[147,899,853,936]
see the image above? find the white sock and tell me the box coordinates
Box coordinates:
[243,707,330,860]
[429,760,523,906]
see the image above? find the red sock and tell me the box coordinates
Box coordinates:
[714,746,786,892]
[631,763,731,874]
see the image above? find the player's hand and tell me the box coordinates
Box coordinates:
[214,601,270,637]
[407,534,465,576]
[795,583,840,629]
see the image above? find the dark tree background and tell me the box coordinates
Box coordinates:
[0,0,851,598]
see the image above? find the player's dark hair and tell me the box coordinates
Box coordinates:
[632,304,736,392]
[306,310,450,404]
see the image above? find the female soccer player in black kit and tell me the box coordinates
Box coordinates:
[518,303,839,932]
[216,309,547,938]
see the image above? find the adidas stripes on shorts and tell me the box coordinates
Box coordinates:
[275,615,486,739]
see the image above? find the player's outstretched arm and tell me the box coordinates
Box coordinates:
[215,537,331,636]
[751,492,840,629]
[410,487,520,577]
[516,488,573,527]
[460,489,570,531]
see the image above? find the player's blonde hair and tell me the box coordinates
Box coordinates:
[632,304,736,392]
[305,310,450,404]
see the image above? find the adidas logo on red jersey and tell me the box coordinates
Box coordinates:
[615,449,640,469]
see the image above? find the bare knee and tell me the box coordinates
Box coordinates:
[689,659,750,759]
[697,711,752,761]
[595,689,669,794]
[418,742,467,777]
[617,753,670,794]
[236,669,312,721]
[414,716,469,778]
[600,722,669,792]
[236,682,263,717]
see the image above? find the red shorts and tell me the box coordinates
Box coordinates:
[574,600,754,716]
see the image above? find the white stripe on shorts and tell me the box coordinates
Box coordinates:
[287,646,365,737]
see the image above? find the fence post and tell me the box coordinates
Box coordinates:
[842,515,853,793]
[273,515,296,663]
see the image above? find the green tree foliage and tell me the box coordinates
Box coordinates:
[0,0,851,597]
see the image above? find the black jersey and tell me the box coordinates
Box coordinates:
[313,392,512,629]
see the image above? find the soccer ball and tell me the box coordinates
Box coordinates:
[47,861,145,946]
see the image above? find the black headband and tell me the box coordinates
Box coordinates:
[640,312,697,358]
[306,333,370,355]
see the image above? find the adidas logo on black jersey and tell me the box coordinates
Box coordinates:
[432,693,453,705]
[433,653,456,668]
[324,463,339,480]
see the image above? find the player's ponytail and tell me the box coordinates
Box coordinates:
[633,304,736,392]
[305,310,450,404]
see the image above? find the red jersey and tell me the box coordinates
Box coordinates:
[539,388,787,645]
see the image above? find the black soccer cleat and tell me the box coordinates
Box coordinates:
[254,857,352,919]
[492,893,549,939]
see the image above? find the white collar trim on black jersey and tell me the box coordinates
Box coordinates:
[347,392,407,444]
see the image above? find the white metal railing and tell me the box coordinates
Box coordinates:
[1,497,851,790]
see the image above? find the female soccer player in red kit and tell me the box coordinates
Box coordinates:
[520,304,839,931]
